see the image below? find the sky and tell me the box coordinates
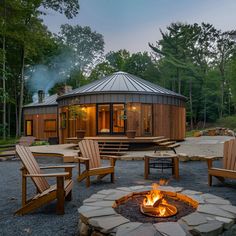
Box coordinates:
[42,0,236,53]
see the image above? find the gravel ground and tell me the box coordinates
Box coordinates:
[1,154,236,236]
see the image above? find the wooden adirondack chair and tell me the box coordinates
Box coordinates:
[77,140,118,187]
[15,145,75,215]
[207,138,236,186]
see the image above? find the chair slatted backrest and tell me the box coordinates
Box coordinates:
[79,140,101,169]
[223,139,236,171]
[16,145,50,193]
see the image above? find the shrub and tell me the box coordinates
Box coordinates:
[216,116,236,131]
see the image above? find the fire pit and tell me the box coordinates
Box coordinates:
[78,185,236,236]
[140,183,178,218]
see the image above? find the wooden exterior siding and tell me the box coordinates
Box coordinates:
[153,104,185,140]
[24,114,58,140]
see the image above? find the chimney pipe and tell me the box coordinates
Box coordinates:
[38,90,45,103]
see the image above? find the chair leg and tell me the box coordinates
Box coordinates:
[86,176,90,188]
[111,172,115,183]
[208,174,212,186]
[65,191,72,201]
[56,177,65,215]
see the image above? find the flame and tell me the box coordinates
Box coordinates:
[142,181,171,217]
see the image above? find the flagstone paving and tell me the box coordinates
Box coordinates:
[0,157,236,235]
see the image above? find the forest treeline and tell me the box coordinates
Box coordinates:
[1,0,236,139]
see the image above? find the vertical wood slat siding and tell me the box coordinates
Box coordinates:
[24,114,57,140]
[223,139,236,171]
[153,104,185,140]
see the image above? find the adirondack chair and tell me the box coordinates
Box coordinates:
[15,145,75,215]
[77,140,118,187]
[207,138,236,186]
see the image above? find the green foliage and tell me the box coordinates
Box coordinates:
[216,116,236,131]
[31,140,49,146]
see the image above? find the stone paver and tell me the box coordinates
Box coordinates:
[89,215,129,233]
[182,212,208,226]
[116,222,142,236]
[127,223,161,236]
[154,222,187,236]
[197,204,235,219]
[191,220,223,236]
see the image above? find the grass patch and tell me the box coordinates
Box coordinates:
[0,138,17,146]
[216,116,236,131]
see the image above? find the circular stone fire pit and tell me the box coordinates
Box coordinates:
[78,186,236,236]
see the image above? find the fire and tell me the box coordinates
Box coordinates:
[140,181,177,217]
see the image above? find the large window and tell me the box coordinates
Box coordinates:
[112,104,125,133]
[98,104,110,133]
[25,120,33,136]
[97,104,125,134]
[44,119,57,132]
[142,104,152,135]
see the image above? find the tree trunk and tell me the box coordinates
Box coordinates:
[8,103,11,137]
[18,46,25,137]
[203,96,206,129]
[189,78,193,130]
[2,35,6,139]
[220,80,224,118]
[2,0,6,139]
[177,68,181,94]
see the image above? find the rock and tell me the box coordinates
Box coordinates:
[187,194,205,204]
[191,220,223,236]
[129,186,146,190]
[84,200,114,207]
[81,208,117,222]
[197,204,235,219]
[91,231,105,236]
[116,187,133,192]
[178,153,189,162]
[214,217,234,230]
[218,204,236,215]
[116,222,142,236]
[181,190,202,195]
[78,205,103,214]
[182,212,208,226]
[78,219,89,236]
[127,223,162,236]
[154,222,187,236]
[88,215,129,233]
[104,191,131,201]
[205,198,231,205]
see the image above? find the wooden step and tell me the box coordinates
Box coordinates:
[166,143,180,148]
[153,138,170,144]
[158,141,176,146]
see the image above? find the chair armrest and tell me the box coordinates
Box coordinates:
[40,165,75,169]
[204,156,218,160]
[24,172,69,177]
[77,157,90,161]
[101,155,120,160]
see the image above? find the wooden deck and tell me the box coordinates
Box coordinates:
[65,136,165,144]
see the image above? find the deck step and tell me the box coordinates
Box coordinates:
[158,141,176,146]
[166,143,180,148]
[153,138,170,144]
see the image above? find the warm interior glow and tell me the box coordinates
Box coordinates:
[141,181,177,217]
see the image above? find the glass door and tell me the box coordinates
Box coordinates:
[97,104,111,134]
[112,104,125,134]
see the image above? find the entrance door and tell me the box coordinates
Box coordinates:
[97,104,111,134]
[25,120,33,136]
[97,104,125,135]
[112,104,125,134]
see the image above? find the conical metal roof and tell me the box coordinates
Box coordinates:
[58,71,185,99]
